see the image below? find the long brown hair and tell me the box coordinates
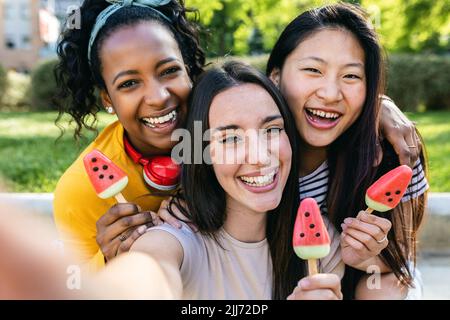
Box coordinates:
[169,61,304,299]
[267,3,428,298]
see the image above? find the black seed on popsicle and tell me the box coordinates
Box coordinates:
[109,175,114,179]
[388,198,393,202]
[395,190,401,195]
[310,224,315,229]
[103,165,108,170]
[305,212,310,217]
[92,158,97,163]
[99,174,104,179]
[93,167,99,172]
[315,233,320,237]
[300,233,305,238]
[385,192,391,196]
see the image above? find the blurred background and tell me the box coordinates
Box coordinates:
[0,0,449,299]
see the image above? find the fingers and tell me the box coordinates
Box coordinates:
[116,225,148,255]
[106,211,156,241]
[287,274,342,300]
[356,211,392,235]
[341,226,385,254]
[97,203,141,228]
[158,200,182,229]
[404,129,420,167]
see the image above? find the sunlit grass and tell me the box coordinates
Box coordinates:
[0,111,449,192]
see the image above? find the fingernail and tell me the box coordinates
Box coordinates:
[341,223,347,230]
[137,225,147,234]
[344,218,353,225]
[300,279,310,288]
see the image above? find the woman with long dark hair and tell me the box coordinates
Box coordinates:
[266,3,428,299]
[53,0,204,270]
[130,61,344,299]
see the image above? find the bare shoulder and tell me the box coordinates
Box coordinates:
[131,229,184,267]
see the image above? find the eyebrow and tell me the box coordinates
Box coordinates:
[299,56,364,68]
[215,115,283,132]
[112,57,179,85]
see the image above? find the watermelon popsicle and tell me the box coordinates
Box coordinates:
[365,165,413,214]
[83,149,128,203]
[293,198,331,275]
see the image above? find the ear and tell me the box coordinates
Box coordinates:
[100,90,115,114]
[269,68,281,88]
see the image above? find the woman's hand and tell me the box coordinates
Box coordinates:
[157,198,198,231]
[96,203,161,262]
[379,97,421,168]
[340,211,392,272]
[287,273,343,300]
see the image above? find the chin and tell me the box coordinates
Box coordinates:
[249,196,282,213]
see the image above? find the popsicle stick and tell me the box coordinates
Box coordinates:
[307,259,318,275]
[114,192,127,203]
[365,207,374,214]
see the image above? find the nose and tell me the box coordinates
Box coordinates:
[245,131,272,167]
[143,79,170,108]
[316,76,344,103]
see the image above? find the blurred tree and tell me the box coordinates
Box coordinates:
[186,0,450,56]
[362,0,450,53]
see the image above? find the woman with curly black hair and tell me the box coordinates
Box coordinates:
[53,0,205,271]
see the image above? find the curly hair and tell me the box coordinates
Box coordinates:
[54,0,205,140]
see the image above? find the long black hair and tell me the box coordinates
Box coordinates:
[267,3,427,298]
[169,61,305,299]
[54,0,205,140]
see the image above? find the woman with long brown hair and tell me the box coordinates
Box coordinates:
[267,3,428,299]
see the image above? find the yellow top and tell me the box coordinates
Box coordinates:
[53,121,171,272]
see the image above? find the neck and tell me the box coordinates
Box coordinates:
[223,197,267,243]
[125,131,171,157]
[299,140,328,177]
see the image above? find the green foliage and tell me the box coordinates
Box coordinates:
[362,0,450,53]
[187,0,449,56]
[29,59,59,111]
[0,65,7,104]
[0,71,31,110]
[386,54,450,112]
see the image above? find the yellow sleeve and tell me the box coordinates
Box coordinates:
[53,168,112,273]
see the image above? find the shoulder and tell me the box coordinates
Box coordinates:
[131,226,185,267]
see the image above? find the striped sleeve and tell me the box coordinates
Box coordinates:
[401,159,429,202]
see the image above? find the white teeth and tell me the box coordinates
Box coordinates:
[239,170,277,187]
[307,108,340,119]
[142,110,177,126]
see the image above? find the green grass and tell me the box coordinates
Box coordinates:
[0,111,449,192]
[406,111,450,192]
[0,112,115,192]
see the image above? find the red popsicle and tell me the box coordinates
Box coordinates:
[83,149,128,203]
[365,165,413,213]
[293,198,331,275]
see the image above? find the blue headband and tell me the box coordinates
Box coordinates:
[88,0,172,66]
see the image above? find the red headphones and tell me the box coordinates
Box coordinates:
[123,134,180,191]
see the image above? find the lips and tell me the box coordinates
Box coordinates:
[304,107,342,130]
[139,107,180,134]
[237,168,280,193]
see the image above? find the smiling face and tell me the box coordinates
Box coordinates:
[99,21,192,156]
[208,83,292,214]
[271,28,366,148]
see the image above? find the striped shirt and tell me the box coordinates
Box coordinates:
[299,159,429,213]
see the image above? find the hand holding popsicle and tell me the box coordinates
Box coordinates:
[293,198,331,275]
[83,149,129,203]
[365,165,413,214]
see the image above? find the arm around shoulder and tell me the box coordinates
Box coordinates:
[130,229,184,299]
